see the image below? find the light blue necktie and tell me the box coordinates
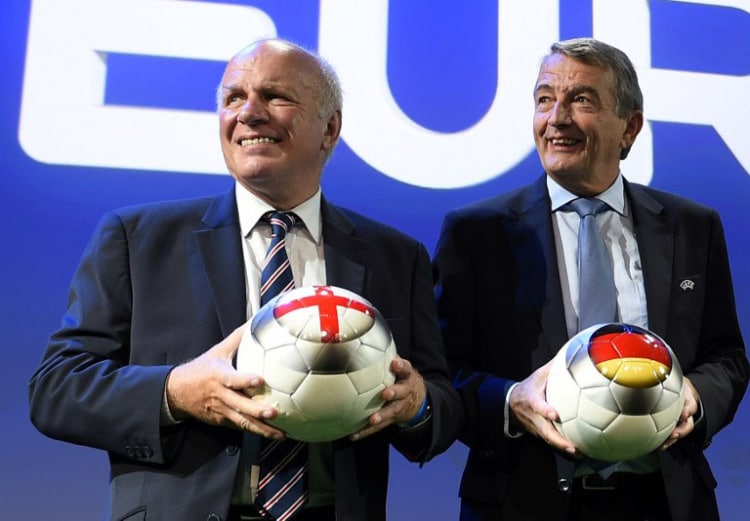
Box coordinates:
[563,198,618,331]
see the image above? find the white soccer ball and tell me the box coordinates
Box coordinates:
[546,323,685,462]
[237,285,397,442]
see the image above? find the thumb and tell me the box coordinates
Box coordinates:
[212,322,249,360]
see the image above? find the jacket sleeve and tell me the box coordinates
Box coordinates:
[681,211,749,450]
[433,209,515,452]
[391,241,464,463]
[28,211,174,464]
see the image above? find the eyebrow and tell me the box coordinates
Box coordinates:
[568,85,602,101]
[533,83,602,102]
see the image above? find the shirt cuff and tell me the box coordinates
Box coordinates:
[504,382,523,438]
[693,395,705,425]
[161,378,183,426]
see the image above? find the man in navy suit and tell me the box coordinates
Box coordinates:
[434,38,748,521]
[29,39,462,521]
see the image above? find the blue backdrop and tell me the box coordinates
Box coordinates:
[2,1,749,519]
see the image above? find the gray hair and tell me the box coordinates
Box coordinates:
[546,37,643,118]
[545,38,643,159]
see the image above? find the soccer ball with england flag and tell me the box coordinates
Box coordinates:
[237,285,396,442]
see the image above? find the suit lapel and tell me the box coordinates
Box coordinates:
[194,188,248,336]
[625,182,674,337]
[507,176,569,361]
[192,192,368,338]
[320,198,367,294]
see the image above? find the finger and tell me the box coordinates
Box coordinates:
[224,387,277,419]
[535,418,574,452]
[227,373,266,395]
[370,400,404,425]
[349,414,391,441]
[381,378,416,402]
[389,356,414,379]
[661,415,694,450]
[546,430,577,454]
[537,401,560,422]
[221,394,287,439]
[234,414,286,439]
[673,414,695,437]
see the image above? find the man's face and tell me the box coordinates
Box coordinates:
[218,42,341,208]
[533,53,641,196]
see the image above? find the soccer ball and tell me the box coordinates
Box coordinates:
[546,323,685,462]
[236,285,397,442]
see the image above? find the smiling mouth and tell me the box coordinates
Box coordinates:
[240,137,280,146]
[550,138,580,146]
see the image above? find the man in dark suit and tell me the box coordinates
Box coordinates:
[433,38,749,521]
[29,39,462,521]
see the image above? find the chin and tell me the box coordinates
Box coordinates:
[545,164,577,178]
[546,168,588,189]
[230,159,279,178]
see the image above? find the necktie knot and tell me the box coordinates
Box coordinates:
[264,211,298,237]
[564,198,609,219]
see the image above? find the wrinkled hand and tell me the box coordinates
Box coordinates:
[165,324,285,439]
[661,376,699,450]
[350,356,426,441]
[509,360,577,455]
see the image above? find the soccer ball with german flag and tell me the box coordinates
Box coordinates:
[236,285,397,442]
[546,323,685,462]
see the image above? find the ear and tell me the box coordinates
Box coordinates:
[321,110,342,153]
[621,110,643,151]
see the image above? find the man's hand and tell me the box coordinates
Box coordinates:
[509,360,577,455]
[661,376,700,450]
[165,324,286,439]
[350,356,427,441]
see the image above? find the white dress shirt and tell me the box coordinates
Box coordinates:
[235,182,326,318]
[234,182,334,507]
[548,174,658,474]
[547,173,648,336]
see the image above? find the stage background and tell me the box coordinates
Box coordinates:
[2,1,749,519]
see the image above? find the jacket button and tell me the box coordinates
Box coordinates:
[557,478,571,492]
[206,514,221,521]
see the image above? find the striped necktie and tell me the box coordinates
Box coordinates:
[259,212,298,306]
[254,211,309,520]
[563,198,618,331]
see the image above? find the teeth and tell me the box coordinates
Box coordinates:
[241,137,278,146]
[551,138,577,146]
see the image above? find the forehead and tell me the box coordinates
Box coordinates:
[222,44,321,91]
[535,53,615,94]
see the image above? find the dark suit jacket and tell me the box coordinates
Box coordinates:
[29,186,463,521]
[433,175,749,521]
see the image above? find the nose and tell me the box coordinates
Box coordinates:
[548,102,571,127]
[236,98,268,126]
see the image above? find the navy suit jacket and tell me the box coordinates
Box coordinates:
[433,175,748,521]
[29,186,462,521]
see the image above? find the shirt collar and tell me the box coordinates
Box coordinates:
[547,172,626,215]
[235,181,323,244]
